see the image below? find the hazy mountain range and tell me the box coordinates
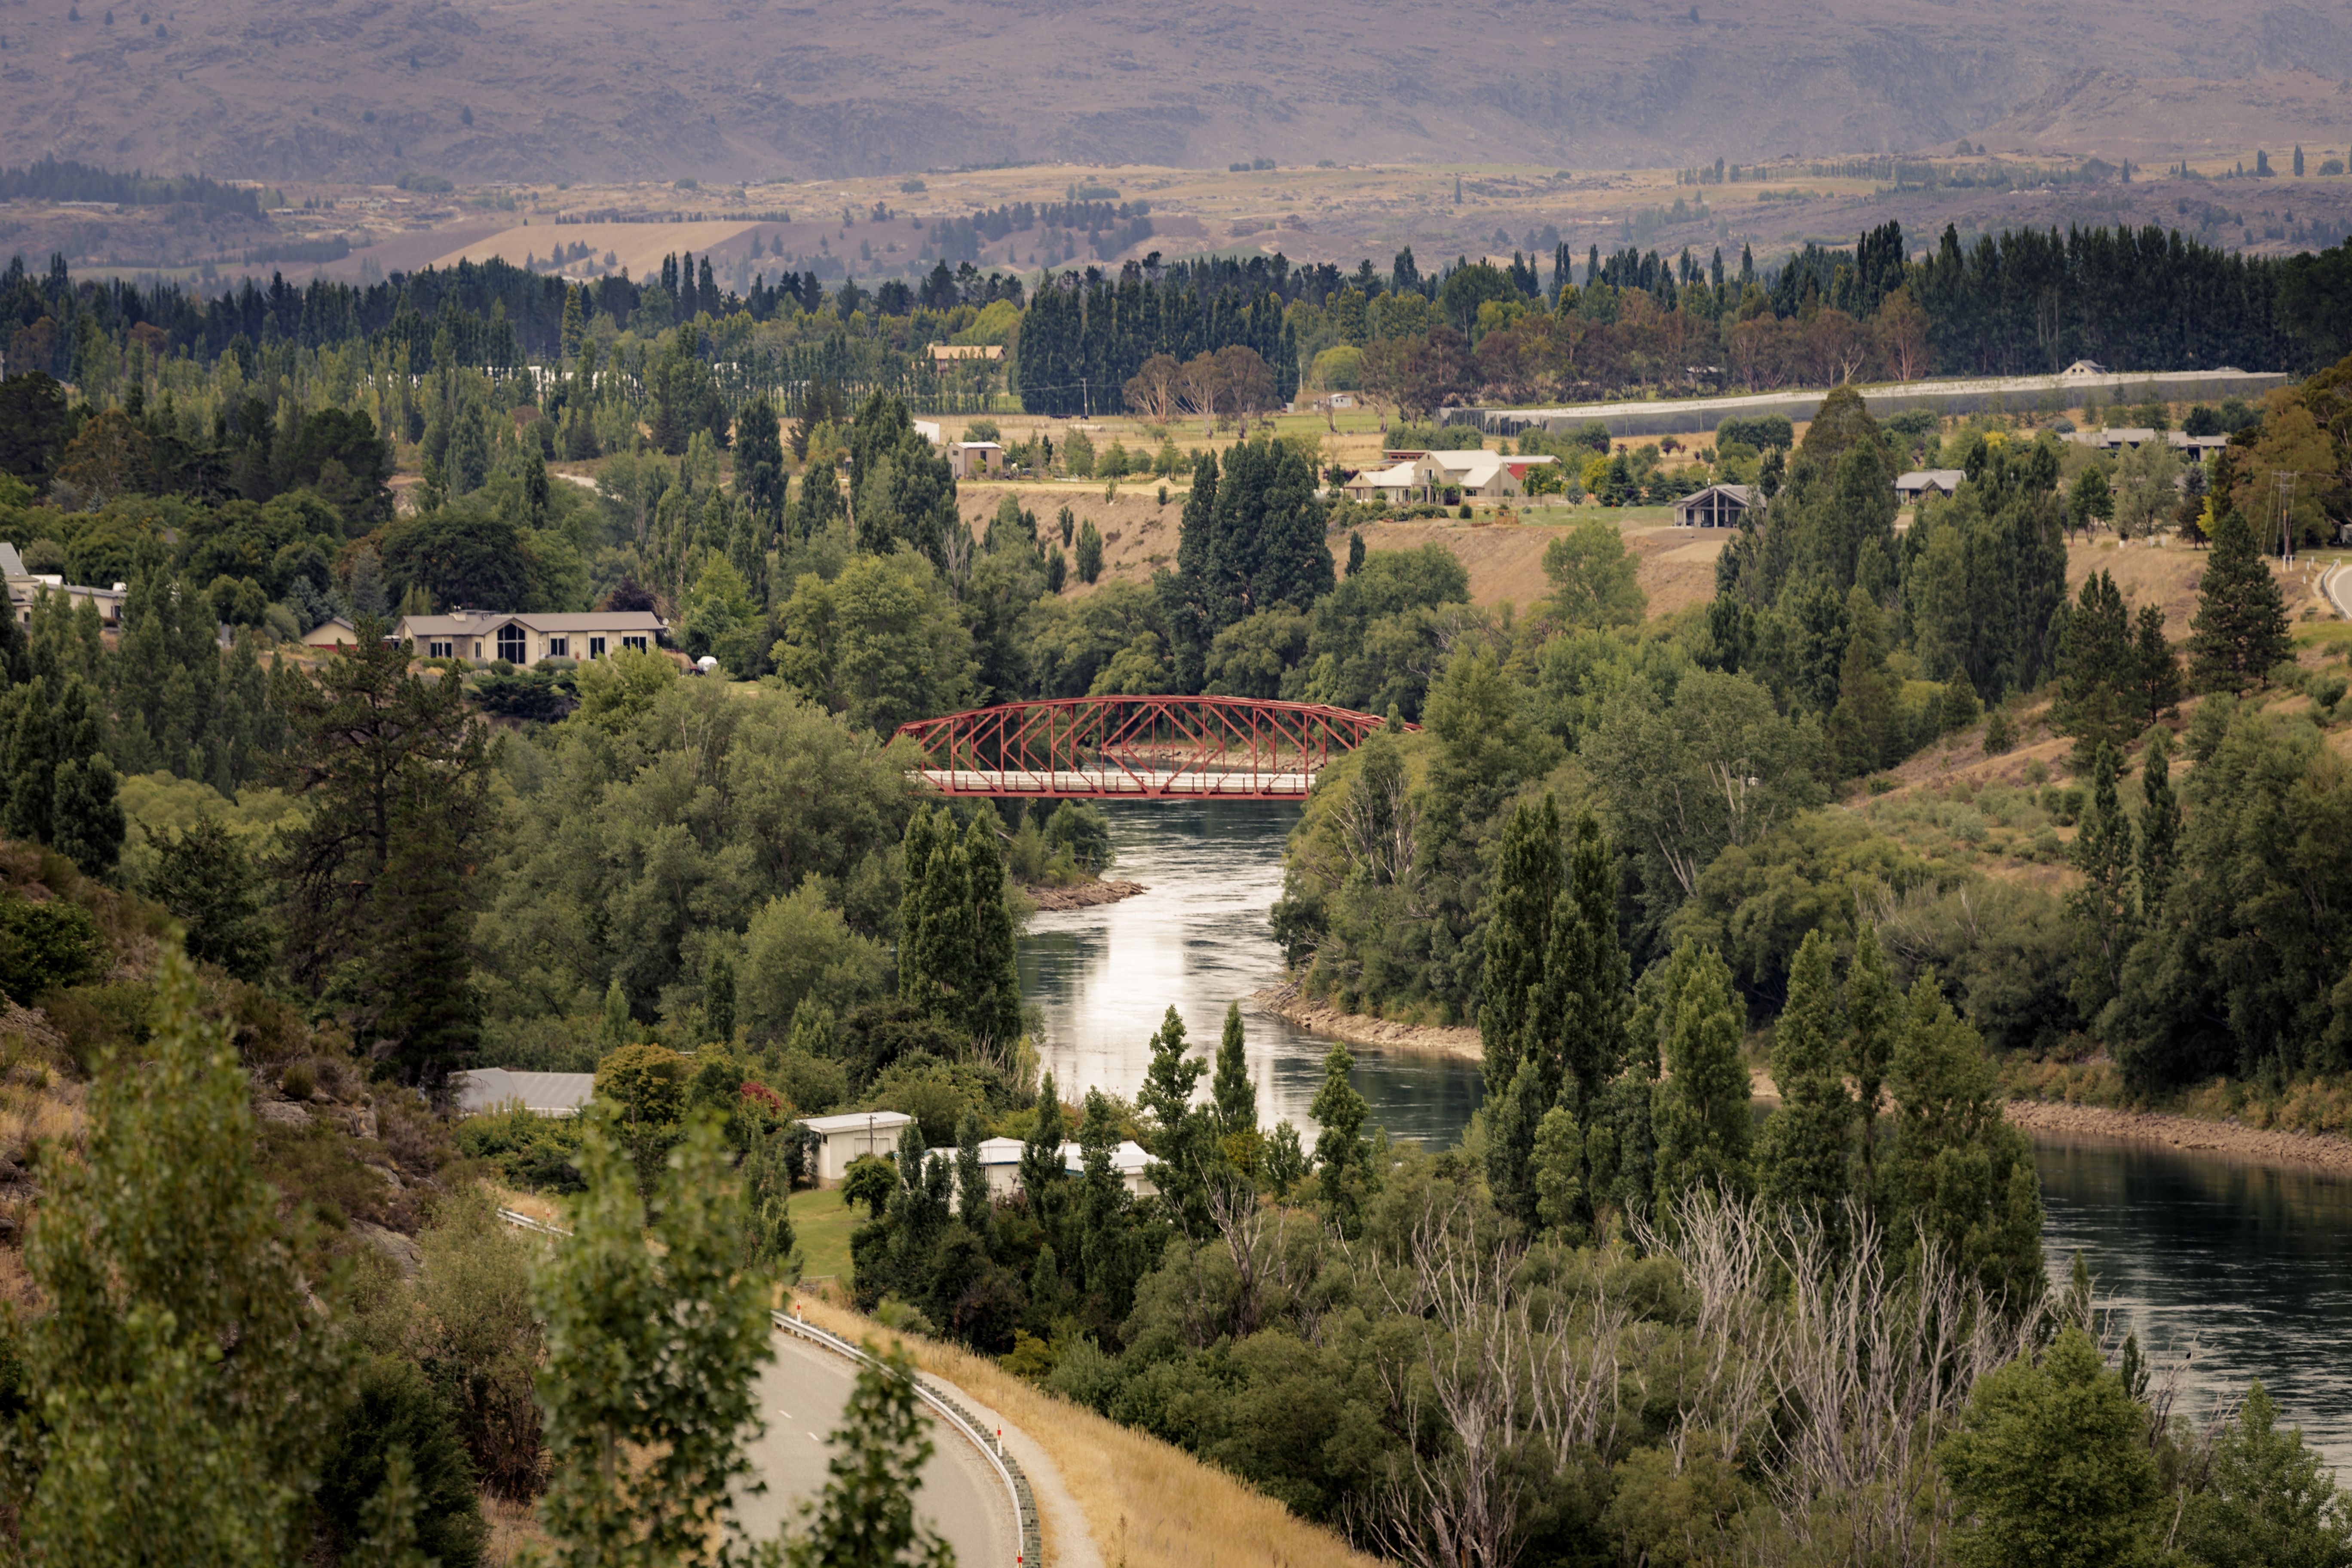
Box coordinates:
[4,0,2352,182]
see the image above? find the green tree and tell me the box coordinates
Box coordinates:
[270,615,493,1082]
[1137,1005,1211,1232]
[1846,922,1899,1196]
[1541,517,1647,628]
[2055,571,2136,765]
[139,810,275,980]
[1883,975,2044,1305]
[781,1341,956,1568]
[959,811,1023,1053]
[2067,742,2137,1018]
[1309,1041,1372,1234]
[742,1121,801,1280]
[2132,604,2182,723]
[2136,729,2180,915]
[1757,928,1854,1228]
[2176,1381,2352,1568]
[2068,466,2113,535]
[316,1356,488,1568]
[1019,1071,1068,1216]
[7,945,337,1562]
[535,1113,776,1568]
[1075,519,1103,584]
[1211,1001,1256,1138]
[1647,938,1753,1209]
[706,949,737,1045]
[2188,506,2293,694]
[1939,1327,2159,1568]
[1826,583,1896,777]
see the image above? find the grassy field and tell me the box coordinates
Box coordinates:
[789,1186,862,1284]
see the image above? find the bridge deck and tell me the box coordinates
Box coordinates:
[917,767,1314,799]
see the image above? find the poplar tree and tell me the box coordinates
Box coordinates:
[1647,937,1754,1211]
[736,393,787,526]
[2067,742,2137,1018]
[960,812,1023,1052]
[2189,505,2292,693]
[8,945,338,1563]
[1883,974,2044,1307]
[1076,1088,1139,1316]
[1758,928,1855,1234]
[1846,922,1899,1197]
[704,950,736,1046]
[535,1115,777,1567]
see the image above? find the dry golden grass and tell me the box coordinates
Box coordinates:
[478,1487,551,1566]
[788,1289,1382,1568]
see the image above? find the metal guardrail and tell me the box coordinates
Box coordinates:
[773,1306,1042,1566]
[497,1207,1042,1565]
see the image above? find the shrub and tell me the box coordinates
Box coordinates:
[1982,709,2017,754]
[316,1354,489,1567]
[279,1060,316,1101]
[0,895,105,1005]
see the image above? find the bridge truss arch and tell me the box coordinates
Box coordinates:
[892,695,1407,800]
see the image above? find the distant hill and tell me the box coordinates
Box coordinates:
[2,0,2350,183]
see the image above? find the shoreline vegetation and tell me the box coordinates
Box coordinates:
[1253,983,2352,1178]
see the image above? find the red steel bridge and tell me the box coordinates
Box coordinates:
[892,696,1407,800]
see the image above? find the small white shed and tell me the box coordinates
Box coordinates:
[805,1110,916,1185]
[1061,1139,1158,1197]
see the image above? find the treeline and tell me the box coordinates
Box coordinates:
[0,156,265,217]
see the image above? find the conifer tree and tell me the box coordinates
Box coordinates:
[1076,1088,1139,1314]
[1309,1041,1372,1235]
[2189,505,2292,693]
[736,392,787,526]
[1758,928,1855,1234]
[1212,1001,1255,1137]
[1648,937,1754,1211]
[2132,603,2181,722]
[1019,1071,1067,1214]
[2137,729,2180,915]
[954,1109,992,1232]
[1828,583,1895,776]
[2067,742,2137,1018]
[2055,570,2135,763]
[1138,1005,1210,1232]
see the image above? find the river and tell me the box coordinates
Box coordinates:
[1018,802,2352,1473]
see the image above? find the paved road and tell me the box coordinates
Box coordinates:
[734,1329,1018,1565]
[2325,561,2352,622]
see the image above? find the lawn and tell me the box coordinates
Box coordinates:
[789,1186,864,1284]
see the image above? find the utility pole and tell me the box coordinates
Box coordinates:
[2277,471,2301,563]
[1080,377,1090,420]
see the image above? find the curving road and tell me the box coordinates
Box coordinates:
[733,1328,1020,1565]
[2325,561,2352,622]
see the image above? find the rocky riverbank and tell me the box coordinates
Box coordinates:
[1256,984,2352,1177]
[2002,1097,2352,1176]
[1025,879,1148,911]
[1249,984,1482,1062]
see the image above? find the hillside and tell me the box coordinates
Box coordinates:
[2,0,2351,185]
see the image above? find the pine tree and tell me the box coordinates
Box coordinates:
[1648,938,1754,1212]
[2055,570,2135,763]
[2132,603,2181,722]
[559,284,585,364]
[1075,1088,1139,1315]
[2189,505,2292,693]
[2137,729,2180,916]
[1758,929,1855,1234]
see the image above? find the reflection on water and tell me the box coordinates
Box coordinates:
[1020,805,2352,1475]
[2038,1135,2352,1475]
[1016,801,1483,1143]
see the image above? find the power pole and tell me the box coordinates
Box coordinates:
[2277,471,2301,562]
